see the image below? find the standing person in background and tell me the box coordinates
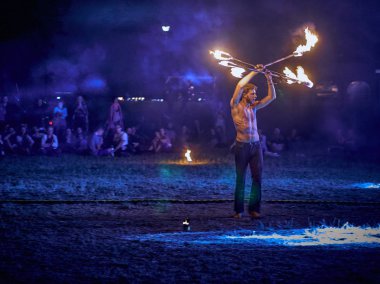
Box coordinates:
[32,98,48,128]
[106,98,124,137]
[72,96,89,133]
[53,100,68,142]
[230,65,276,219]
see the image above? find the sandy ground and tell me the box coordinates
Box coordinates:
[1,147,380,283]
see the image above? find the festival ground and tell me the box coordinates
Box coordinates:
[1,146,380,283]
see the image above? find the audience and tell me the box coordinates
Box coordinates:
[0,94,364,160]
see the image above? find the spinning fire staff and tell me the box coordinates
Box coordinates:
[211,27,318,218]
[210,27,318,87]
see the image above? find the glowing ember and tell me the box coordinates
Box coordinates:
[294,27,318,56]
[230,67,246,78]
[185,149,192,162]
[283,66,313,88]
[209,50,233,61]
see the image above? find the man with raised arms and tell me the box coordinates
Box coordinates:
[230,65,276,219]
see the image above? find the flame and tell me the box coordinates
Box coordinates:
[294,27,318,56]
[185,149,192,162]
[218,61,238,68]
[283,66,313,88]
[209,50,233,61]
[230,67,246,78]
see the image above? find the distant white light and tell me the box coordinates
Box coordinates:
[162,25,170,32]
[56,96,61,100]
[352,182,380,189]
[117,96,124,101]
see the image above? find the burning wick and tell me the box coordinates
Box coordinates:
[293,27,319,57]
[185,149,192,162]
[183,218,191,231]
[209,50,233,61]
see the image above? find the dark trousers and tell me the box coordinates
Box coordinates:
[234,141,263,214]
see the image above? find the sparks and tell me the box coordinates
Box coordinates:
[283,66,313,88]
[293,27,319,57]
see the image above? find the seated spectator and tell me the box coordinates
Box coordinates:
[112,125,128,157]
[328,129,346,154]
[3,127,18,154]
[74,127,88,155]
[148,128,172,153]
[16,124,34,155]
[179,125,191,149]
[31,126,45,154]
[208,128,219,148]
[328,128,357,154]
[61,128,76,153]
[89,127,111,156]
[165,122,177,148]
[214,110,227,145]
[286,128,302,151]
[345,129,357,152]
[159,128,172,152]
[268,127,286,152]
[215,125,228,147]
[259,129,279,157]
[41,126,60,156]
[127,127,142,154]
[0,134,5,156]
[148,131,162,153]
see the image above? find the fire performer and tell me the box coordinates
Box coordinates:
[230,65,276,219]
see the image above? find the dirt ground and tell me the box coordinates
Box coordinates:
[1,147,380,283]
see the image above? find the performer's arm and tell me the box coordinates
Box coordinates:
[230,69,259,107]
[256,70,276,109]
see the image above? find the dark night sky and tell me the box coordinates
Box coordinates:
[1,0,380,97]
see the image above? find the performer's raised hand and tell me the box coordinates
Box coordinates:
[264,69,273,81]
[254,64,265,72]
